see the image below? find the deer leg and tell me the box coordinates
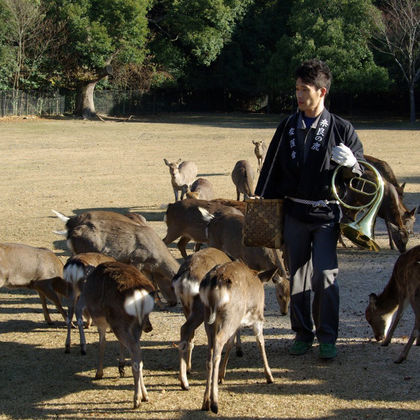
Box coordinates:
[37,292,53,324]
[118,342,126,377]
[395,323,419,364]
[253,320,274,383]
[177,236,190,259]
[94,321,107,379]
[382,302,407,346]
[235,329,243,357]
[33,280,67,322]
[218,334,236,384]
[202,321,214,411]
[385,221,395,250]
[65,293,76,353]
[179,297,204,390]
[75,294,87,355]
[210,330,231,414]
[236,188,240,201]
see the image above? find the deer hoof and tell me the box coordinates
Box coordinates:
[211,402,219,414]
[65,346,70,354]
[201,400,210,411]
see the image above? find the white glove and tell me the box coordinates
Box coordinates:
[331,143,357,167]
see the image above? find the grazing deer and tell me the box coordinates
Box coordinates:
[252,140,267,172]
[0,243,68,324]
[231,160,255,201]
[365,245,420,363]
[84,261,155,408]
[63,252,117,355]
[52,209,178,306]
[163,158,198,201]
[200,261,276,414]
[186,178,215,200]
[365,154,405,198]
[172,247,243,390]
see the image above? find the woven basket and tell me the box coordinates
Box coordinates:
[242,198,284,249]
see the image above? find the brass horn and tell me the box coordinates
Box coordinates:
[331,160,384,252]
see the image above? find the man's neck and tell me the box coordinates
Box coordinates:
[304,104,324,118]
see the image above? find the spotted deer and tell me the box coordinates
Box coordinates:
[365,245,420,363]
[199,260,277,414]
[252,140,267,172]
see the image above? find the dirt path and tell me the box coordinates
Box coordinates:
[0,115,419,419]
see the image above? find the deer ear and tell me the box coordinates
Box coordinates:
[400,182,406,191]
[258,267,278,283]
[163,158,169,166]
[410,207,417,216]
[369,293,378,307]
[177,158,182,164]
[252,140,257,145]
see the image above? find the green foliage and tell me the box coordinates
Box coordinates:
[266,0,389,94]
[44,0,151,85]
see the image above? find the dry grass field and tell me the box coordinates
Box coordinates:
[0,114,419,419]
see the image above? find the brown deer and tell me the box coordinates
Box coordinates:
[163,158,198,201]
[63,252,117,355]
[163,199,242,258]
[252,140,267,172]
[365,154,405,198]
[52,209,178,306]
[231,160,255,201]
[0,243,68,324]
[186,178,215,200]
[365,245,420,363]
[172,247,243,390]
[199,261,276,414]
[84,261,155,408]
[199,207,290,315]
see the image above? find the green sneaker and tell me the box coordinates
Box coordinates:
[319,343,337,359]
[289,340,313,355]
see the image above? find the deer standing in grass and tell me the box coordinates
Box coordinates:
[164,158,197,201]
[84,261,155,408]
[200,260,276,414]
[63,252,117,355]
[0,243,68,324]
[365,245,420,363]
[231,160,255,201]
[252,140,267,172]
[172,247,244,390]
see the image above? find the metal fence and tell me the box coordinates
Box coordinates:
[0,90,66,117]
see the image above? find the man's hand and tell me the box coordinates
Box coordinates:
[331,143,357,167]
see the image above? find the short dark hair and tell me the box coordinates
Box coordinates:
[295,59,332,93]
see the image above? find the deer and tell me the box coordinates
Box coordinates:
[63,252,117,355]
[231,160,255,201]
[185,178,215,200]
[163,199,243,259]
[199,207,290,315]
[172,247,244,390]
[163,158,198,201]
[365,245,420,363]
[0,242,68,325]
[52,209,178,306]
[365,154,405,198]
[252,140,267,172]
[84,261,155,409]
[199,260,277,414]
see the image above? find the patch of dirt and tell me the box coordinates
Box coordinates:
[0,114,419,419]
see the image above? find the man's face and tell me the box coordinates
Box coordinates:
[295,77,326,117]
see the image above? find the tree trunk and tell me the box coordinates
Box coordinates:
[409,84,416,124]
[74,65,113,119]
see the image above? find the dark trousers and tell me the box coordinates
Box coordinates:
[283,213,340,344]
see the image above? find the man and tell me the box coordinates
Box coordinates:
[255,59,364,359]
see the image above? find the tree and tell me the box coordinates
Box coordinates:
[0,0,62,91]
[372,0,419,123]
[266,0,389,101]
[45,0,151,118]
